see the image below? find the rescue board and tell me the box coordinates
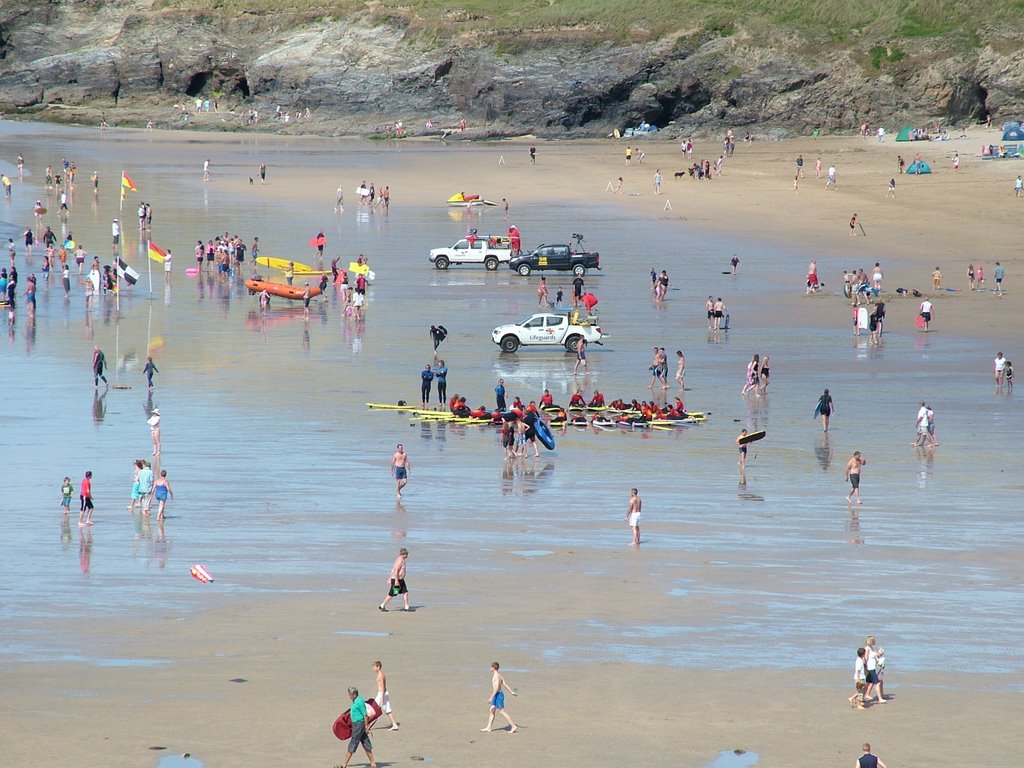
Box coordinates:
[737,430,766,445]
[256,256,318,273]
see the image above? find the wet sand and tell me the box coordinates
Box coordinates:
[0,120,1022,768]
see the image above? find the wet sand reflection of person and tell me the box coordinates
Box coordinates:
[78,527,93,574]
[92,390,107,425]
[815,433,833,471]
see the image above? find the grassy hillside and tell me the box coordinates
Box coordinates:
[154,0,1016,44]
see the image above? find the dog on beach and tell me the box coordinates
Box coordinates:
[674,171,686,179]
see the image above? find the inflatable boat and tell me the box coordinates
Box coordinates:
[245,279,322,300]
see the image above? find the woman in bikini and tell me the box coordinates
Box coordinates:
[759,355,770,395]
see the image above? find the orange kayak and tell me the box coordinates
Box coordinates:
[245,279,322,301]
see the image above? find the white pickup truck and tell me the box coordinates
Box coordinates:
[492,312,604,353]
[429,236,512,270]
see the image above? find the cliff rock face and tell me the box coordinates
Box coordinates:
[1,2,1022,135]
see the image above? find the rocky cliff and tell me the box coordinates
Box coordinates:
[1,2,1023,136]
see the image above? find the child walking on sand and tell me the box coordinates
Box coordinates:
[849,647,867,709]
[481,662,518,733]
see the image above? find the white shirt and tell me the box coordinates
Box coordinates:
[917,406,929,426]
[164,253,173,272]
[112,222,120,237]
[920,300,933,313]
[854,657,866,683]
[995,356,1006,372]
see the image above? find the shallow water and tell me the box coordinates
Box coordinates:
[0,123,1021,685]
[704,750,759,768]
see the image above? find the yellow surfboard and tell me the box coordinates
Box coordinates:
[256,256,319,273]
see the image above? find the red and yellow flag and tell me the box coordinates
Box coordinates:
[148,240,167,264]
[121,172,137,191]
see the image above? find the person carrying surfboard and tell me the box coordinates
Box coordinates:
[737,429,748,468]
[340,687,377,768]
[430,325,448,351]
[815,389,834,432]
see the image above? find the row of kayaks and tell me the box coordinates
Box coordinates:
[367,402,708,429]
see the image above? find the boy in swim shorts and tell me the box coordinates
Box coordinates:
[481,662,517,733]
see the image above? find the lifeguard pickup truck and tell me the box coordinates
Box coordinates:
[429,235,511,270]
[492,312,604,353]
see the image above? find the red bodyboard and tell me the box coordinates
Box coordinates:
[333,699,383,740]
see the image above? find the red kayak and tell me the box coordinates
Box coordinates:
[333,699,383,740]
[245,278,322,301]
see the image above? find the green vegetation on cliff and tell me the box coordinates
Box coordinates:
[155,0,1009,43]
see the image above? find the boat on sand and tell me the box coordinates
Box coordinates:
[244,278,322,300]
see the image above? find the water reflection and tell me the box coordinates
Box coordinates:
[92,390,107,425]
[815,434,833,472]
[152,519,169,569]
[78,527,93,574]
[500,458,554,496]
[915,446,936,488]
[846,509,863,545]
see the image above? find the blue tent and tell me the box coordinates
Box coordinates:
[1002,120,1021,132]
[906,160,932,174]
[1002,127,1024,141]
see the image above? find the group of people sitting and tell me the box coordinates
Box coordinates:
[442,387,694,426]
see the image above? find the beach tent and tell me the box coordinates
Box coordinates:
[1002,120,1021,133]
[1002,126,1024,141]
[896,126,915,142]
[906,160,932,174]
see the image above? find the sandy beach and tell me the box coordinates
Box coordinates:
[0,119,1022,768]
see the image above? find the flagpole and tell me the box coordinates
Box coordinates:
[120,170,124,213]
[147,236,153,296]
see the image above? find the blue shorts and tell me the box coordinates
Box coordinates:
[394,467,407,480]
[132,482,142,500]
[491,691,505,709]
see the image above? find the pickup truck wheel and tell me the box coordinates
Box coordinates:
[434,255,450,270]
[517,264,532,276]
[484,256,499,271]
[500,335,521,353]
[572,264,587,277]
[564,334,581,353]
